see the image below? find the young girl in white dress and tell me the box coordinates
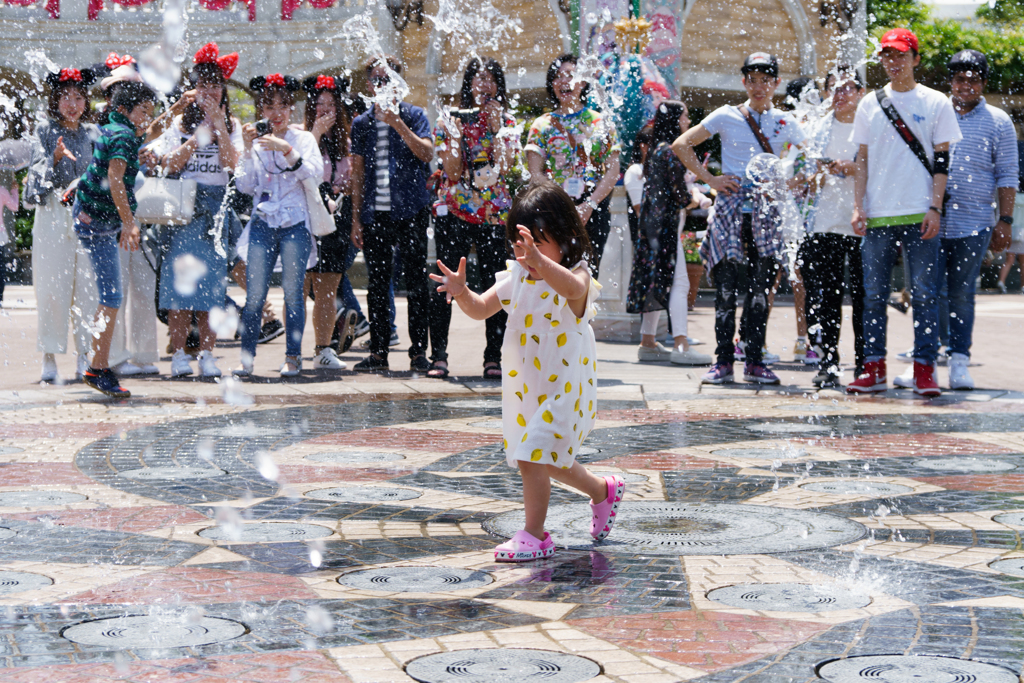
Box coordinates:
[431,180,625,561]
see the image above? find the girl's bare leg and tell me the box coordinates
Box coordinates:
[547,461,608,503]
[195,311,215,351]
[518,461,552,540]
[308,272,343,347]
[168,309,190,351]
[90,305,119,369]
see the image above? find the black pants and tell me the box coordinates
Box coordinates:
[712,217,779,366]
[584,195,612,278]
[799,232,864,373]
[430,213,508,365]
[363,208,430,360]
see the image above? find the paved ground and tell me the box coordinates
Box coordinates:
[0,284,1023,682]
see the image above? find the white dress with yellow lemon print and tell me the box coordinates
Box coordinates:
[495,260,601,469]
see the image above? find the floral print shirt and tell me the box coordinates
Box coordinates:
[524,108,619,189]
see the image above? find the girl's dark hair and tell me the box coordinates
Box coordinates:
[304,82,350,162]
[111,81,156,112]
[249,74,300,110]
[47,74,95,125]
[182,64,235,135]
[649,100,687,148]
[506,180,592,269]
[546,54,589,105]
[460,58,508,109]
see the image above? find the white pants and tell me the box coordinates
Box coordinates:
[115,245,158,364]
[32,194,127,364]
[640,220,690,339]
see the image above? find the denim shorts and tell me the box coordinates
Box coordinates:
[72,201,123,309]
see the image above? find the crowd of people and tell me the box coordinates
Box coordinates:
[0,27,1020,399]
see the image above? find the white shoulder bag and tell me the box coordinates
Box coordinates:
[302,176,336,237]
[134,176,198,226]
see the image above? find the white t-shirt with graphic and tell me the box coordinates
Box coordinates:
[851,84,962,222]
[700,103,805,178]
[813,119,857,236]
[154,117,244,187]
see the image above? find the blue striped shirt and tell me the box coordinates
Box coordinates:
[942,97,1019,239]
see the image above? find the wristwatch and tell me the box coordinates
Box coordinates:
[999,215,1014,225]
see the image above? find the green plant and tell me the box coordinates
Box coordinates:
[11,169,32,251]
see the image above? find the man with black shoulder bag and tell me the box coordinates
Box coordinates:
[848,29,962,397]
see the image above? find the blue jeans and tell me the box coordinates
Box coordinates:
[937,228,990,358]
[241,218,311,358]
[72,201,123,309]
[862,224,941,364]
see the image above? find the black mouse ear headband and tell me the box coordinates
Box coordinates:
[46,67,96,90]
[249,74,300,92]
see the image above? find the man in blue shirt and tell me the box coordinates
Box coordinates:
[894,50,1017,390]
[350,55,433,373]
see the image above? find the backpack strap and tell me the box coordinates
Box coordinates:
[875,88,933,174]
[738,105,774,155]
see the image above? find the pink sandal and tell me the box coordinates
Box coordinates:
[591,475,626,541]
[494,530,556,562]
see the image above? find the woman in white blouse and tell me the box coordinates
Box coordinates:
[235,74,324,377]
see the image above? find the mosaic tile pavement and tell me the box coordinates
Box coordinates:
[0,388,1023,683]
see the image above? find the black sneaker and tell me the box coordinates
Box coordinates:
[353,355,390,373]
[83,367,131,398]
[258,319,285,344]
[359,331,400,350]
[812,368,841,389]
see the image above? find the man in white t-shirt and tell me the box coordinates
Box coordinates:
[673,52,805,386]
[848,28,962,397]
[799,68,865,389]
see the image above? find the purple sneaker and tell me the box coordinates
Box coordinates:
[734,342,746,362]
[804,347,820,366]
[702,363,735,384]
[744,363,780,384]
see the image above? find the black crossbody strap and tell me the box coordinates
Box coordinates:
[738,105,774,155]
[875,88,933,175]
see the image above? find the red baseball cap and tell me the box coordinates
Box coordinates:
[880,28,918,53]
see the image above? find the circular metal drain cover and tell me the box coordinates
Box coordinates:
[470,419,503,429]
[914,457,1016,473]
[747,423,829,434]
[817,655,1019,683]
[306,451,405,465]
[707,583,870,612]
[445,399,502,410]
[305,486,422,503]
[799,481,913,496]
[199,425,284,438]
[406,648,601,683]
[0,571,53,594]
[62,615,247,649]
[0,528,15,540]
[198,522,333,543]
[338,566,493,592]
[484,502,865,556]
[120,467,226,480]
[0,446,24,455]
[988,558,1024,578]
[993,512,1024,527]
[712,447,805,460]
[0,491,87,507]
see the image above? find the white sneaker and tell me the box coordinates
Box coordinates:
[76,353,90,380]
[314,347,347,370]
[41,354,58,383]
[198,350,221,378]
[135,362,160,375]
[113,361,146,376]
[638,343,672,362]
[892,364,915,389]
[948,352,974,390]
[670,347,713,366]
[279,357,302,377]
[170,349,194,377]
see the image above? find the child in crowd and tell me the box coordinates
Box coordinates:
[73,81,158,397]
[431,180,624,561]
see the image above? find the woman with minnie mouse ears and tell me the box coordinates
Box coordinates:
[149,42,244,380]
[233,73,323,377]
[300,74,354,370]
[24,67,104,384]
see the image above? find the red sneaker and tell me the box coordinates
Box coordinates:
[912,361,941,397]
[847,359,887,394]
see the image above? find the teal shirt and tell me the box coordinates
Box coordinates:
[75,111,141,229]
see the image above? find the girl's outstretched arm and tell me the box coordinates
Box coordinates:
[514,225,590,317]
[430,257,503,321]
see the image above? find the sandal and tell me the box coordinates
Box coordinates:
[590,475,626,541]
[426,360,449,378]
[483,362,502,379]
[494,530,556,562]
